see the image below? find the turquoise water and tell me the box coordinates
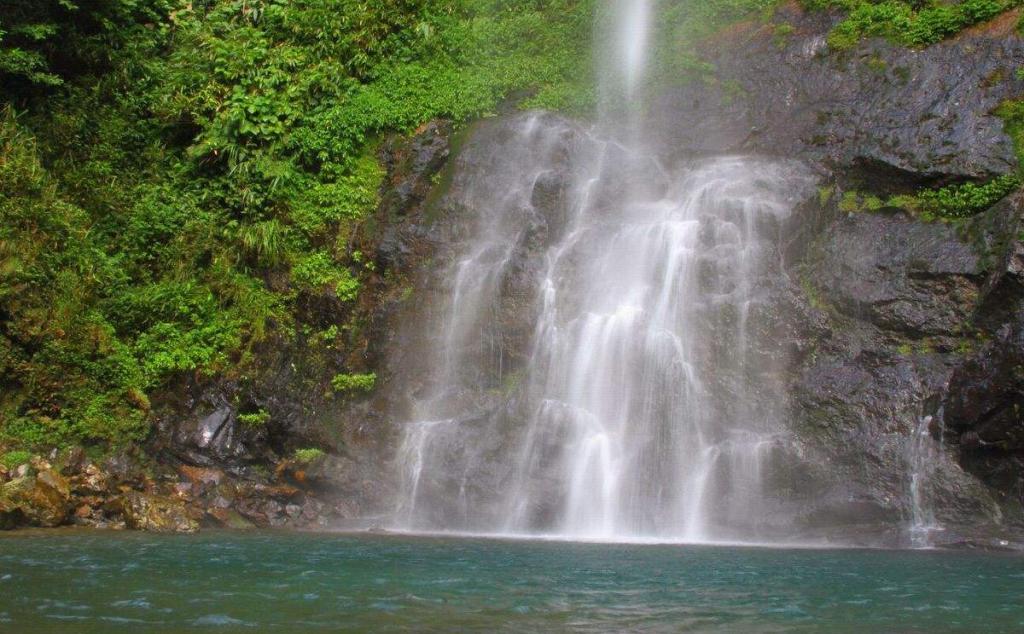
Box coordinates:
[0,531,1022,632]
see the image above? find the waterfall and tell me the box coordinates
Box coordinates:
[907,412,946,548]
[602,0,653,106]
[388,0,815,542]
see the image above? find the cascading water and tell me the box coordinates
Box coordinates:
[907,412,946,548]
[390,0,816,542]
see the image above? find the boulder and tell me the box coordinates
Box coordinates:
[0,469,71,528]
[207,507,255,530]
[119,491,198,533]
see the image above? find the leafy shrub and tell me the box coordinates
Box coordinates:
[0,0,596,451]
[293,447,325,464]
[914,176,1021,219]
[331,373,377,394]
[1,450,32,469]
[238,409,271,428]
[805,0,1022,49]
[842,176,1020,220]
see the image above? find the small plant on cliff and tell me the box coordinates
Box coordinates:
[997,99,1024,175]
[291,252,361,302]
[293,448,325,464]
[1,450,31,469]
[331,373,377,395]
[238,409,271,428]
[890,175,1021,220]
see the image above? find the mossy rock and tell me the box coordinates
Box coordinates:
[119,491,198,534]
[0,469,71,528]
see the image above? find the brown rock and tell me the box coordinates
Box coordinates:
[119,491,199,533]
[58,447,89,476]
[0,469,71,528]
[72,463,112,496]
[252,483,300,500]
[178,465,225,486]
[208,507,255,529]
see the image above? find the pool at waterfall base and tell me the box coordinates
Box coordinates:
[1,530,1022,632]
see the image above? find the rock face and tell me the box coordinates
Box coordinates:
[133,120,457,528]
[641,4,1024,546]
[367,9,1024,546]
[651,5,1024,183]
[786,200,1020,544]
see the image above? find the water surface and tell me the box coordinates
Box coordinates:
[0,530,1022,632]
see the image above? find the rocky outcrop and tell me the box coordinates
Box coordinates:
[778,187,1023,545]
[119,491,198,533]
[0,445,369,532]
[0,467,70,528]
[651,4,1024,184]
[117,120,460,531]
[638,4,1024,547]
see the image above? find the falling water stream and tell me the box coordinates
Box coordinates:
[388,0,825,543]
[907,412,946,548]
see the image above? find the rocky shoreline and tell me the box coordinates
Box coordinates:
[0,448,355,533]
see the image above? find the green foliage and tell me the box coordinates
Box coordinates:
[650,0,777,89]
[291,251,362,301]
[838,190,883,213]
[292,447,325,464]
[805,0,1022,50]
[0,0,176,90]
[912,176,1021,219]
[997,99,1024,174]
[882,176,1020,220]
[330,373,377,394]
[238,409,270,428]
[1,450,32,469]
[840,176,1020,220]
[0,0,594,451]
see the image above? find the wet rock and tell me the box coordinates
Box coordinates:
[72,463,113,496]
[378,120,453,230]
[207,507,255,530]
[251,483,301,501]
[58,446,89,476]
[942,321,1024,519]
[301,499,323,521]
[783,181,1023,539]
[652,8,1023,181]
[101,452,146,489]
[0,469,71,528]
[179,465,225,487]
[813,211,983,336]
[119,491,199,533]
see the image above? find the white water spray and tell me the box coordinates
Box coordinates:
[390,0,816,542]
[907,412,946,548]
[612,0,653,101]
